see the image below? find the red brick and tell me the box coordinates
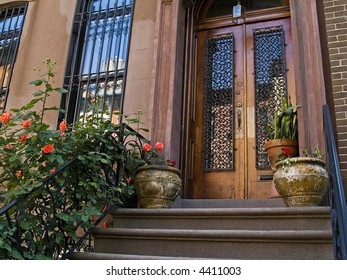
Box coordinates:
[339,46,347,53]
[326,17,347,24]
[329,41,347,48]
[327,28,347,36]
[332,0,347,6]
[325,6,346,13]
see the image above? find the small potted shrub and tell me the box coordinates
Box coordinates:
[264,94,300,171]
[127,140,181,208]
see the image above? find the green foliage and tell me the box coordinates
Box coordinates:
[266,95,299,140]
[0,59,141,259]
[302,145,324,159]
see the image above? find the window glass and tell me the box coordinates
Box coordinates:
[206,0,289,19]
[63,0,134,123]
[0,4,28,112]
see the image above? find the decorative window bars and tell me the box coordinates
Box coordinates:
[0,4,28,113]
[203,34,234,171]
[254,26,287,169]
[61,0,134,124]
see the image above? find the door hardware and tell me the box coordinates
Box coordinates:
[237,109,242,131]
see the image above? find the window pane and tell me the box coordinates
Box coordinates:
[206,0,289,19]
[203,34,235,170]
[0,5,27,112]
[82,14,130,74]
[92,0,132,12]
[63,0,134,123]
[254,26,287,169]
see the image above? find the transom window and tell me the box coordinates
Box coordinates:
[0,3,28,112]
[206,0,289,19]
[62,0,134,124]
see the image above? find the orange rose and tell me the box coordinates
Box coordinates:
[22,119,32,129]
[59,119,67,131]
[143,143,152,152]
[0,112,11,124]
[16,170,22,178]
[42,144,54,154]
[155,142,164,151]
[19,134,28,142]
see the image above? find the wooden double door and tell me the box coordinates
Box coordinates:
[191,18,295,199]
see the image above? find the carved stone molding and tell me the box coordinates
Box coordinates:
[289,0,331,154]
[149,0,186,163]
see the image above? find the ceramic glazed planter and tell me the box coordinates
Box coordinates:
[134,165,181,208]
[274,157,329,207]
[264,139,299,172]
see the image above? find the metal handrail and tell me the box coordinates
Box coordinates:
[0,123,146,259]
[323,104,347,259]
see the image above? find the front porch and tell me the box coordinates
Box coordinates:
[69,202,333,260]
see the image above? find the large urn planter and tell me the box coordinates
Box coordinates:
[264,139,299,172]
[273,157,329,207]
[134,165,181,208]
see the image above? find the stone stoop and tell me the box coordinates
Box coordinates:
[69,202,333,260]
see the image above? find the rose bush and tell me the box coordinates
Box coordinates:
[0,59,139,259]
[140,141,176,167]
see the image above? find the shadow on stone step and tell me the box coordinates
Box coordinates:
[172,196,287,208]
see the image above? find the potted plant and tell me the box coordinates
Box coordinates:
[264,94,300,171]
[126,140,181,208]
[273,145,329,207]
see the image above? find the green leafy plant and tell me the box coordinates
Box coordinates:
[302,145,324,159]
[0,59,141,259]
[266,94,299,140]
[120,110,177,181]
[276,144,324,169]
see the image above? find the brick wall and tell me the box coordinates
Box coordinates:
[323,0,347,185]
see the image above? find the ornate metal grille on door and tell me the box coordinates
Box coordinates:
[254,26,287,169]
[203,34,234,171]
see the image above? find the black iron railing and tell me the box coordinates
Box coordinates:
[0,123,145,260]
[323,104,347,260]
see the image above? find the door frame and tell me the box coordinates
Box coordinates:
[147,0,333,199]
[183,6,293,199]
[191,16,294,199]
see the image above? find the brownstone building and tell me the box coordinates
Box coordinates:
[0,0,346,199]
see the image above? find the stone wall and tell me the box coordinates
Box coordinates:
[1,0,74,127]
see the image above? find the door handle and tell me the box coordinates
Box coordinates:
[236,103,242,131]
[237,109,242,131]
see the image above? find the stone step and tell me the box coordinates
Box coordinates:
[111,207,331,231]
[172,198,287,208]
[69,252,205,260]
[92,227,333,259]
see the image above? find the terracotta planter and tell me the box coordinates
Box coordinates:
[274,157,329,207]
[134,165,181,208]
[264,139,298,172]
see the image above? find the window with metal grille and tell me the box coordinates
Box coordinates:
[206,0,289,19]
[61,0,134,124]
[0,3,28,113]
